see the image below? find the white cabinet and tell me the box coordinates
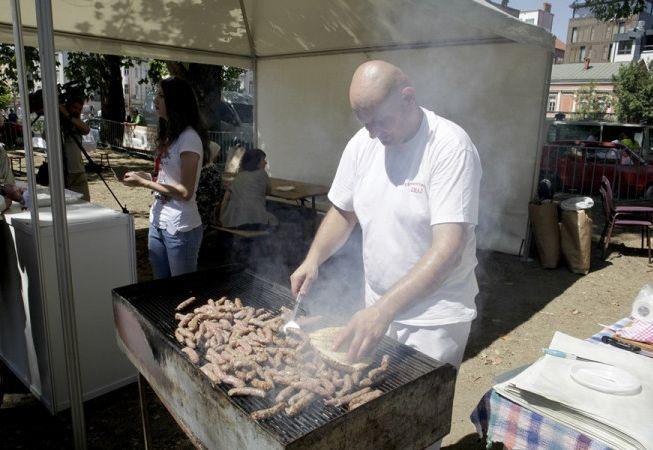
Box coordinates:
[0,202,137,412]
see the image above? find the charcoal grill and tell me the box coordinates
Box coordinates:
[112,266,456,449]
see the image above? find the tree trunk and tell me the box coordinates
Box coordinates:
[166,62,224,131]
[100,55,126,145]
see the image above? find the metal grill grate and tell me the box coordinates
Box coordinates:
[113,266,444,444]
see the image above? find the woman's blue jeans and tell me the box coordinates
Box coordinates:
[148,224,203,279]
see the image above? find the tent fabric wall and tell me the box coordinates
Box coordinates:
[257,42,551,255]
[0,0,555,255]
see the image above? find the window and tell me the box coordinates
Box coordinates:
[590,27,596,41]
[524,18,535,24]
[618,39,634,55]
[606,26,612,39]
[618,22,626,34]
[571,27,578,43]
[123,84,128,95]
[547,94,557,112]
[573,6,592,18]
[644,35,653,52]
[579,46,586,62]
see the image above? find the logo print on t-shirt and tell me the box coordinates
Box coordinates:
[403,181,425,194]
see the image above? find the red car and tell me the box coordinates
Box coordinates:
[540,140,653,200]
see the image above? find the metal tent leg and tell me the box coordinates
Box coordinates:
[138,373,153,450]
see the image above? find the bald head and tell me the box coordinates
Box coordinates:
[348,60,422,146]
[349,60,411,111]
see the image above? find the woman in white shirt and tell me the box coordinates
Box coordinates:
[123,77,208,278]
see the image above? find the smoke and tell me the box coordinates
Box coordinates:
[250,2,549,327]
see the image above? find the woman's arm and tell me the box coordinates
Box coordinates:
[265,173,272,195]
[123,152,200,201]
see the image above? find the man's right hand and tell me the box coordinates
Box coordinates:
[290,259,319,297]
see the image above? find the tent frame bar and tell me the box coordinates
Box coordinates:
[523,50,555,260]
[238,0,258,146]
[34,0,87,447]
[256,37,514,61]
[10,0,57,410]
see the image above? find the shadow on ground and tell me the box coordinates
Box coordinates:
[1,192,649,448]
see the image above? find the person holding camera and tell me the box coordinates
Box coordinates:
[59,96,91,201]
[122,77,208,279]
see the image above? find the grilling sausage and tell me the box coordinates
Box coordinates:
[175,296,196,311]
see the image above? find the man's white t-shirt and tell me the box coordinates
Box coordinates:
[150,127,203,234]
[328,108,482,327]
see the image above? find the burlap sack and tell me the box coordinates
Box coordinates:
[529,202,560,269]
[560,209,592,274]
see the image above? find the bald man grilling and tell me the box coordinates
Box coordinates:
[291,61,481,446]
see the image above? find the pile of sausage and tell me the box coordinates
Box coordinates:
[173,296,390,420]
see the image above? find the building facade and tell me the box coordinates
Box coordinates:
[555,38,566,64]
[122,61,151,113]
[564,1,653,64]
[519,3,553,32]
[547,61,624,120]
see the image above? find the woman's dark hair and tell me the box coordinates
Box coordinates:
[240,148,266,172]
[157,77,209,165]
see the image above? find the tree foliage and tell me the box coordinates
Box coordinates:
[0,92,12,110]
[612,61,653,124]
[154,62,245,130]
[574,82,613,120]
[1,42,246,130]
[584,0,648,21]
[64,53,128,122]
[0,44,42,92]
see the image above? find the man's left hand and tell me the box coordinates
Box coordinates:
[332,305,393,362]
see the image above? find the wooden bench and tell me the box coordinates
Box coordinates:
[98,151,111,169]
[210,226,270,239]
[207,225,273,265]
[8,153,25,175]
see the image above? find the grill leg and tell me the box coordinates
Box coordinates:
[646,227,651,264]
[138,373,153,450]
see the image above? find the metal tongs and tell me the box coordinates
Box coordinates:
[282,292,304,333]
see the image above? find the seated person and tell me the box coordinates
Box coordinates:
[219,148,277,231]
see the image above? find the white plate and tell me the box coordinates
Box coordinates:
[570,363,641,395]
[275,185,296,192]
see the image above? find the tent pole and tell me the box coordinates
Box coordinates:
[10,0,58,408]
[238,0,257,146]
[523,47,555,261]
[252,58,257,147]
[34,0,87,448]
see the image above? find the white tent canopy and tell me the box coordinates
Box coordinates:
[1,0,555,254]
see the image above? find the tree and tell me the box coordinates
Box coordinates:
[612,61,653,124]
[147,61,244,131]
[574,82,613,120]
[0,44,41,93]
[64,53,127,123]
[585,0,647,21]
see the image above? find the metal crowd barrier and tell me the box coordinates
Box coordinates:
[540,143,652,200]
[87,118,247,161]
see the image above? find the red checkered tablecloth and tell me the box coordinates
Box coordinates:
[470,317,646,450]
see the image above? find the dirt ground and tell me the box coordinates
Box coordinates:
[2,149,652,449]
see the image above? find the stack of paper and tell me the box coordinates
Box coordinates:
[494,332,653,449]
